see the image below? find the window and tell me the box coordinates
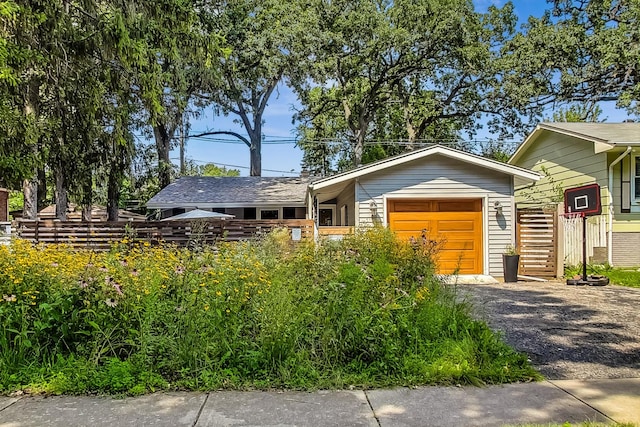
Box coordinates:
[244,208,256,219]
[260,209,279,220]
[283,207,296,219]
[318,204,336,226]
[635,156,640,200]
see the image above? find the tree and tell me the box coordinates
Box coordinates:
[200,0,317,176]
[504,0,639,115]
[295,0,530,171]
[115,0,226,189]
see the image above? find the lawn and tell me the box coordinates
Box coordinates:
[566,264,640,288]
[0,228,539,395]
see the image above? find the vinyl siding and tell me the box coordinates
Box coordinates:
[609,153,640,231]
[355,154,514,276]
[335,182,355,226]
[612,232,640,266]
[512,132,608,208]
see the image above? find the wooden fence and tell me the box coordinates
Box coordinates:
[15,219,314,250]
[516,208,558,278]
[560,213,607,266]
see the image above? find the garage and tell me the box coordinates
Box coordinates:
[388,199,483,274]
[308,145,541,278]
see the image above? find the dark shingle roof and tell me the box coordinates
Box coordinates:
[146,176,310,208]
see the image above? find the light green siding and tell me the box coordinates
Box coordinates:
[512,131,608,208]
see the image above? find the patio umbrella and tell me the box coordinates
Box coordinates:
[161,209,235,221]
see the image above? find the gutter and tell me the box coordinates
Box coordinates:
[608,146,632,265]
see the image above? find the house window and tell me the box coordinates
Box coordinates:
[283,207,296,219]
[318,204,336,226]
[260,209,279,220]
[244,208,256,219]
[634,156,640,200]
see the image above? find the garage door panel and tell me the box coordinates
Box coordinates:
[437,220,476,231]
[388,202,482,275]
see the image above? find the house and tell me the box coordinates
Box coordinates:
[508,122,640,266]
[146,176,309,220]
[307,145,540,276]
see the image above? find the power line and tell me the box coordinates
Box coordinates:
[170,157,299,175]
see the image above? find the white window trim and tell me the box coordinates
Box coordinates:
[631,155,640,212]
[318,204,336,227]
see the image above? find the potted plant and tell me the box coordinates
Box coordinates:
[502,244,520,283]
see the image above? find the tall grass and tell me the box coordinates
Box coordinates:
[0,228,539,395]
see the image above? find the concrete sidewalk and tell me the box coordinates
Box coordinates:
[1,379,639,426]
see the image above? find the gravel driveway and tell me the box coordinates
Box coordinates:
[460,281,640,380]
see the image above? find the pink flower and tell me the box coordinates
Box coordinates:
[112,283,123,296]
[78,280,89,289]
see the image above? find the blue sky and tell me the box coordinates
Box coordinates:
[176,0,634,177]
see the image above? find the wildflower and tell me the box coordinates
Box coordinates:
[131,269,139,277]
[99,266,108,272]
[175,266,185,274]
[105,276,114,284]
[112,283,123,296]
[2,294,16,302]
[105,298,118,307]
[50,262,59,267]
[78,280,89,289]
[204,305,210,311]
[120,259,128,267]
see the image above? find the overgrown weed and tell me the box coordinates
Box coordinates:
[0,228,539,395]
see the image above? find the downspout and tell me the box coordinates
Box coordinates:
[608,146,632,265]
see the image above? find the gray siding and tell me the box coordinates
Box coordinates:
[612,232,640,266]
[356,154,514,276]
[336,182,355,226]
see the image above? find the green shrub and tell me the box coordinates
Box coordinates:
[0,228,539,394]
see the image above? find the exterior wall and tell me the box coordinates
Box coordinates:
[513,132,608,207]
[609,153,640,233]
[612,232,640,266]
[355,154,514,276]
[335,182,355,226]
[0,189,8,222]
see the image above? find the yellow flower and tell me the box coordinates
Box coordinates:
[216,291,222,296]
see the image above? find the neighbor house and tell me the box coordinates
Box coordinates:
[146,176,309,220]
[308,145,540,276]
[508,122,640,266]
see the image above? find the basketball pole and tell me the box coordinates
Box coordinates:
[582,213,587,281]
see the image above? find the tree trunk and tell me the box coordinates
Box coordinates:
[154,124,172,188]
[37,162,47,211]
[22,80,39,220]
[81,171,93,222]
[353,131,365,167]
[249,123,262,176]
[107,169,119,222]
[22,177,38,220]
[54,164,68,220]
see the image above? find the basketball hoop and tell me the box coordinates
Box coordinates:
[563,184,608,286]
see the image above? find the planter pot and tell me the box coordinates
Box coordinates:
[502,254,520,283]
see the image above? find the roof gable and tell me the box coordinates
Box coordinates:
[309,145,540,191]
[510,122,640,164]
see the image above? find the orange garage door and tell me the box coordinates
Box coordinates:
[388,199,483,275]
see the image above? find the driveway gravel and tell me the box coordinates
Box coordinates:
[459,281,640,380]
